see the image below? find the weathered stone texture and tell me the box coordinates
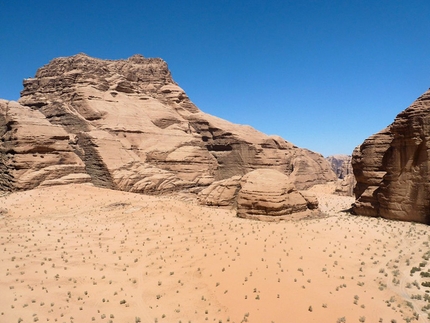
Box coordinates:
[326,155,355,196]
[352,89,430,223]
[327,155,352,179]
[0,100,90,190]
[1,53,337,196]
[198,169,319,219]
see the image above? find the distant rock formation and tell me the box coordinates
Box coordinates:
[352,89,430,224]
[326,155,355,196]
[326,155,352,179]
[1,53,337,196]
[198,169,319,220]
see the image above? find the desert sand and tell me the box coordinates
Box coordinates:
[1,183,429,323]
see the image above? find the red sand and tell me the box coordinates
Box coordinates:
[1,184,428,322]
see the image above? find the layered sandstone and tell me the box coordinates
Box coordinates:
[0,100,90,190]
[237,169,316,219]
[198,176,241,207]
[199,169,319,219]
[1,53,337,196]
[327,155,352,179]
[352,89,430,223]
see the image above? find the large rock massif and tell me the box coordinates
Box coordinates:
[0,54,338,217]
[352,89,430,224]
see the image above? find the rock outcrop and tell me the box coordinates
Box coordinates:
[327,155,352,179]
[326,155,355,196]
[334,174,355,197]
[199,169,319,220]
[237,169,316,219]
[0,100,90,190]
[352,89,430,223]
[1,53,337,195]
[198,176,242,207]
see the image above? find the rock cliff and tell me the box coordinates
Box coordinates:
[327,155,352,179]
[1,53,337,197]
[326,155,355,196]
[0,100,90,191]
[352,89,430,223]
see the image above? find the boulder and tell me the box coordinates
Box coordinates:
[237,169,309,218]
[198,176,241,207]
[198,169,319,220]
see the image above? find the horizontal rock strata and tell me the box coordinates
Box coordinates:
[352,89,430,223]
[1,53,337,196]
[199,169,319,219]
[0,100,90,190]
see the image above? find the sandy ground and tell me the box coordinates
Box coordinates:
[1,183,430,323]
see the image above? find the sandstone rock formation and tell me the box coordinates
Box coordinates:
[198,176,241,207]
[237,169,315,218]
[1,53,337,196]
[327,155,352,179]
[352,89,430,223]
[199,169,319,219]
[0,100,90,191]
[334,175,355,197]
[326,155,355,196]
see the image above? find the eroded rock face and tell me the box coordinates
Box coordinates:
[198,169,318,219]
[237,169,309,217]
[352,89,430,223]
[326,155,355,196]
[198,176,242,207]
[0,100,90,190]
[327,155,352,179]
[1,53,337,195]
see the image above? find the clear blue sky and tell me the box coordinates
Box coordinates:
[1,1,429,156]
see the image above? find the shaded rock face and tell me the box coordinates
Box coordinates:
[327,155,352,179]
[198,169,318,219]
[1,53,336,194]
[326,155,355,196]
[352,89,430,224]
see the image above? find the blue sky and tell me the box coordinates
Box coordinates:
[1,1,429,156]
